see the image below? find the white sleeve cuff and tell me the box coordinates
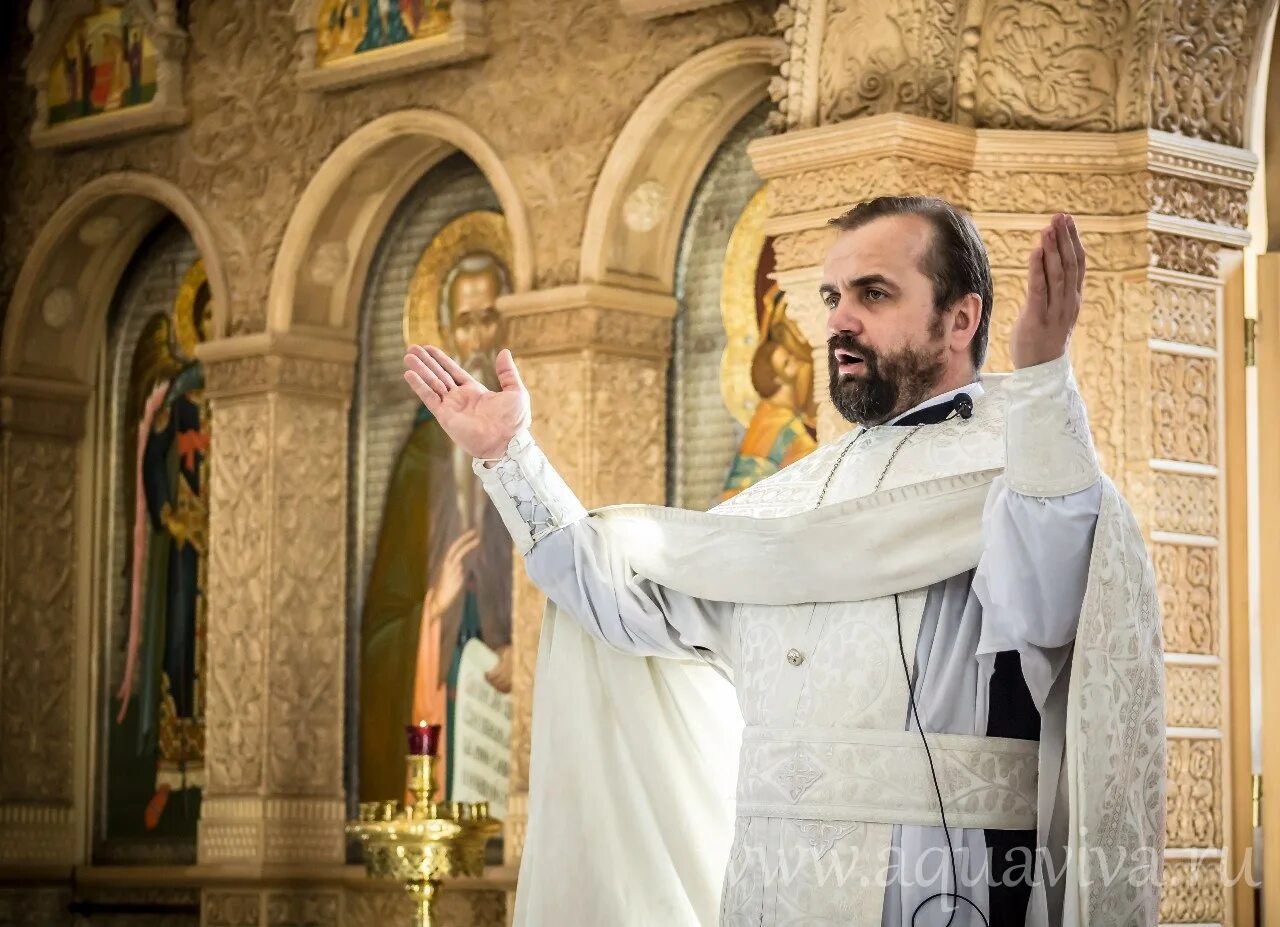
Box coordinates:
[473,429,589,555]
[1003,353,1101,497]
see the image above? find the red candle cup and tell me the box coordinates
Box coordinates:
[405,722,442,756]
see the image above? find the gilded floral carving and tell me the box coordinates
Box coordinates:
[968,171,1147,215]
[1152,352,1216,464]
[817,0,962,125]
[1152,281,1218,347]
[769,158,968,217]
[1150,0,1264,148]
[203,398,271,792]
[1153,543,1217,656]
[1151,174,1249,228]
[1165,664,1222,729]
[973,0,1140,132]
[1153,472,1219,536]
[507,309,671,361]
[267,399,347,795]
[1165,737,1222,847]
[1150,231,1221,277]
[0,434,77,803]
[1159,858,1225,922]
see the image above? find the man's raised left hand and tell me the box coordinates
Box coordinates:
[1011,213,1086,369]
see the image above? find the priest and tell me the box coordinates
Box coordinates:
[402,197,1166,927]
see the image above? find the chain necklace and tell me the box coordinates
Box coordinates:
[813,424,924,509]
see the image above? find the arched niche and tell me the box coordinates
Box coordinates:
[268,109,533,338]
[578,36,780,293]
[2,172,228,388]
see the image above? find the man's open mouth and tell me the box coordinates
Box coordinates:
[834,348,865,373]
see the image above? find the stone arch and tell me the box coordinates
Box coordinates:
[578,36,780,292]
[1257,3,1280,247]
[268,109,533,337]
[2,171,229,385]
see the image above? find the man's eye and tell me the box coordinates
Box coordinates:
[824,295,839,310]
[865,289,886,301]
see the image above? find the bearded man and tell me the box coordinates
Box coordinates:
[402,197,1165,927]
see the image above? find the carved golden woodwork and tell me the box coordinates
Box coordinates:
[1161,858,1227,923]
[770,0,1267,151]
[195,334,355,867]
[1167,737,1224,848]
[0,382,85,865]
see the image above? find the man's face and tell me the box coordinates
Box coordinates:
[820,214,948,426]
[450,268,503,384]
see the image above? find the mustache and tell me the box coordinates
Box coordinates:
[827,333,879,368]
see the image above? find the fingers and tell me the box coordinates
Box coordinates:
[494,348,524,394]
[1066,215,1086,295]
[1027,244,1048,309]
[404,370,443,411]
[1041,222,1065,316]
[410,344,458,390]
[403,354,447,406]
[1055,215,1078,301]
[425,345,479,389]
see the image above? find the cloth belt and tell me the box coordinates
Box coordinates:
[735,726,1039,830]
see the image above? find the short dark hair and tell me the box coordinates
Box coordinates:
[829,195,993,369]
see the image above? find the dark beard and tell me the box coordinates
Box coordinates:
[827,332,946,426]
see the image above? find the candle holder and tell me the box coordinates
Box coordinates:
[348,736,501,927]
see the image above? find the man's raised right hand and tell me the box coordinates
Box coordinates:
[403,345,531,460]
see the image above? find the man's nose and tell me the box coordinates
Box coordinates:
[826,295,865,339]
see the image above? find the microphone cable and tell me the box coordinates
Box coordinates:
[894,595,989,927]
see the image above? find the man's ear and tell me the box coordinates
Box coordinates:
[948,293,982,356]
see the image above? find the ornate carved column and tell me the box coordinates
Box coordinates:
[0,379,89,870]
[195,333,355,916]
[495,283,676,863]
[752,113,1254,923]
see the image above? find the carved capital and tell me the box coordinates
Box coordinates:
[499,285,677,361]
[198,333,357,402]
[0,379,88,439]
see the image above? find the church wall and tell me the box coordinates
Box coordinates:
[0,0,777,338]
[669,102,768,510]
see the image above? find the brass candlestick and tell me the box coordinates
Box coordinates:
[349,749,501,927]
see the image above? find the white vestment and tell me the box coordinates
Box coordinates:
[475,355,1166,926]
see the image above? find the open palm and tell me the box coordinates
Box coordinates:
[1011,212,1085,369]
[403,345,531,459]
